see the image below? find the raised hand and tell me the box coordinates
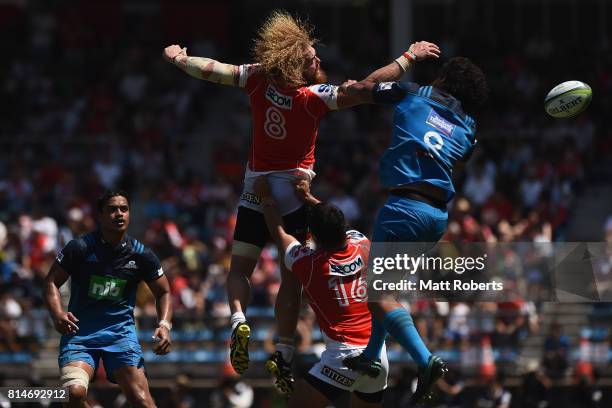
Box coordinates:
[163,44,188,63]
[409,41,441,61]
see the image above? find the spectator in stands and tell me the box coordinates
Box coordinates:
[0,290,21,352]
[435,368,465,408]
[474,372,511,408]
[463,160,495,208]
[543,323,570,379]
[163,374,195,408]
[571,371,603,408]
[520,360,551,408]
[209,373,254,408]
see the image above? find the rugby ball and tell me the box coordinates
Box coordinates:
[544,80,592,118]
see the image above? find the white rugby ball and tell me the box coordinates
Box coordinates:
[544,80,592,118]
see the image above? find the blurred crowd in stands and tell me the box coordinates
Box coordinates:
[0,1,611,406]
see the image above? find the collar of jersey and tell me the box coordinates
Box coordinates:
[96,230,130,251]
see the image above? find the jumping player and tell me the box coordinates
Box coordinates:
[341,57,489,404]
[163,10,440,392]
[44,191,172,408]
[254,176,387,408]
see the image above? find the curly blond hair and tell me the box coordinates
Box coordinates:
[253,11,316,88]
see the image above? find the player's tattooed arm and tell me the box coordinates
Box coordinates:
[254,176,298,251]
[163,44,240,86]
[364,41,441,82]
[44,262,80,335]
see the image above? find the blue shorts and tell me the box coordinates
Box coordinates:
[58,344,144,384]
[372,196,448,243]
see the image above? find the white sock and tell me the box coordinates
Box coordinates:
[276,343,295,363]
[231,312,246,331]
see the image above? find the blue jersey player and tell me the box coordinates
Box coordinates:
[341,57,488,404]
[44,191,173,408]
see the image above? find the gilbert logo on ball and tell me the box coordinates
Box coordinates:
[544,80,592,118]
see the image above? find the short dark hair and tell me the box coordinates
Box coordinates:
[97,190,129,213]
[308,203,347,250]
[434,57,489,112]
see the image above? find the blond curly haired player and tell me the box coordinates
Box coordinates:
[163,10,440,395]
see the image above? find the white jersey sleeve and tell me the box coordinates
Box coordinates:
[307,84,339,110]
[284,241,315,271]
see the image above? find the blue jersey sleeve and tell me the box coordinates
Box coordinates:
[372,81,419,105]
[139,248,164,282]
[55,238,87,275]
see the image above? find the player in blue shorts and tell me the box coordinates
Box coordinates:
[341,57,489,404]
[44,191,172,408]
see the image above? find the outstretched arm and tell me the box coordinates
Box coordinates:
[367,41,441,82]
[337,41,440,108]
[163,44,241,87]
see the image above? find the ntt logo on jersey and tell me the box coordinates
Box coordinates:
[266,85,292,109]
[329,254,364,276]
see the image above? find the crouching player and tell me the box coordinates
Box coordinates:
[254,176,387,407]
[44,191,172,408]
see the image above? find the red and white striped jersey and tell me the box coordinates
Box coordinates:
[284,230,371,346]
[238,64,339,172]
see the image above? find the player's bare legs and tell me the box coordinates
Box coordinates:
[267,262,301,393]
[114,366,156,408]
[227,255,258,316]
[227,254,258,374]
[276,263,302,342]
[63,361,94,408]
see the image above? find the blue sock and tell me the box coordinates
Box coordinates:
[363,317,387,360]
[381,307,431,367]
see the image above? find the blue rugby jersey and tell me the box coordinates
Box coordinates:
[372,81,477,202]
[55,231,163,351]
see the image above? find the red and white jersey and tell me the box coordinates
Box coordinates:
[238,64,339,172]
[285,230,371,346]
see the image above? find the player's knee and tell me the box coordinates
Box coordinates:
[231,242,262,263]
[61,366,90,402]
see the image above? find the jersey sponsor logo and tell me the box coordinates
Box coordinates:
[240,192,261,205]
[86,253,99,262]
[321,365,355,387]
[88,275,127,300]
[265,85,292,109]
[317,84,333,93]
[329,254,365,276]
[426,110,455,136]
[123,260,138,270]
